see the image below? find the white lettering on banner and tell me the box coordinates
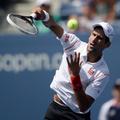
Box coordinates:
[0,53,62,73]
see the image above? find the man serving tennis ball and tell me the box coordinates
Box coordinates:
[32,7,114,120]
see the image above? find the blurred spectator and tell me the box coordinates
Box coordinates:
[60,0,100,32]
[63,1,101,32]
[34,0,61,34]
[99,79,120,120]
[78,2,102,32]
[93,0,116,22]
[60,0,82,20]
[60,0,116,32]
[115,0,120,19]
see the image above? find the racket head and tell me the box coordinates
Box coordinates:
[6,13,38,35]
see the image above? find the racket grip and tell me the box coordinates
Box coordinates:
[31,10,50,21]
[31,13,37,19]
[42,10,50,22]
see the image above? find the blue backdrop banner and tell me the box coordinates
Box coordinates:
[0,32,119,120]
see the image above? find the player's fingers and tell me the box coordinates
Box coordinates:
[32,7,38,13]
[32,7,46,20]
[32,7,42,13]
[75,52,77,62]
[70,54,73,63]
[77,52,80,63]
[66,57,70,66]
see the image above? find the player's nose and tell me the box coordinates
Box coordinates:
[92,36,98,44]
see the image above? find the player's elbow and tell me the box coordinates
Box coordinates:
[79,101,94,112]
[79,106,89,112]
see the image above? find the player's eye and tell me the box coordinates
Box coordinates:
[92,32,96,36]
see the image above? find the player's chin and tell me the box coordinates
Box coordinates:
[87,46,95,52]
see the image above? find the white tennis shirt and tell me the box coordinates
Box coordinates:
[50,31,110,114]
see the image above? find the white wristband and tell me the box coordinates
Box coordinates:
[42,10,50,22]
[31,13,37,18]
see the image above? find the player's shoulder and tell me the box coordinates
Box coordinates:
[92,58,110,81]
[96,57,110,74]
[102,99,114,110]
[62,31,85,43]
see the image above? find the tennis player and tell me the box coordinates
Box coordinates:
[32,7,114,120]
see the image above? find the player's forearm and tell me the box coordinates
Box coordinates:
[34,8,80,51]
[32,7,64,38]
[49,22,64,38]
[71,75,94,112]
[43,16,64,38]
[74,88,93,112]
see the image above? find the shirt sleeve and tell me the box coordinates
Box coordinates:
[85,72,110,100]
[57,31,81,55]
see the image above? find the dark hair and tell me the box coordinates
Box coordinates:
[113,79,120,90]
[105,36,110,44]
[113,85,120,91]
[94,26,111,44]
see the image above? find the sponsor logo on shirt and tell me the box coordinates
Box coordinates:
[88,67,95,75]
[64,34,70,42]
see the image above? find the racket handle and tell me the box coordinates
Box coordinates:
[31,10,50,21]
[31,13,37,19]
[42,10,50,22]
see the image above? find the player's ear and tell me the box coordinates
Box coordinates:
[104,37,111,48]
[104,41,111,49]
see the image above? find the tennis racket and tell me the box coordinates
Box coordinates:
[6,13,38,35]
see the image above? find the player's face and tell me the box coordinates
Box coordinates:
[112,88,120,101]
[87,27,107,53]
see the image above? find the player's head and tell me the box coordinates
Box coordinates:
[112,79,120,101]
[87,22,114,53]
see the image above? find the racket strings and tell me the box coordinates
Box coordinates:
[9,15,37,34]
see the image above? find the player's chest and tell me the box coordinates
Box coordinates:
[80,63,96,87]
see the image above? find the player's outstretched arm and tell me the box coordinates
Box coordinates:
[32,7,64,38]
[32,7,81,56]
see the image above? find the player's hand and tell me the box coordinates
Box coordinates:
[32,7,46,20]
[66,52,82,76]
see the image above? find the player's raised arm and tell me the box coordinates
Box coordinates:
[32,7,81,55]
[32,7,64,38]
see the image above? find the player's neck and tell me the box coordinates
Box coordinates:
[87,51,102,63]
[114,99,120,106]
[116,99,120,104]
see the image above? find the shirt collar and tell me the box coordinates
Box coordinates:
[81,46,104,67]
